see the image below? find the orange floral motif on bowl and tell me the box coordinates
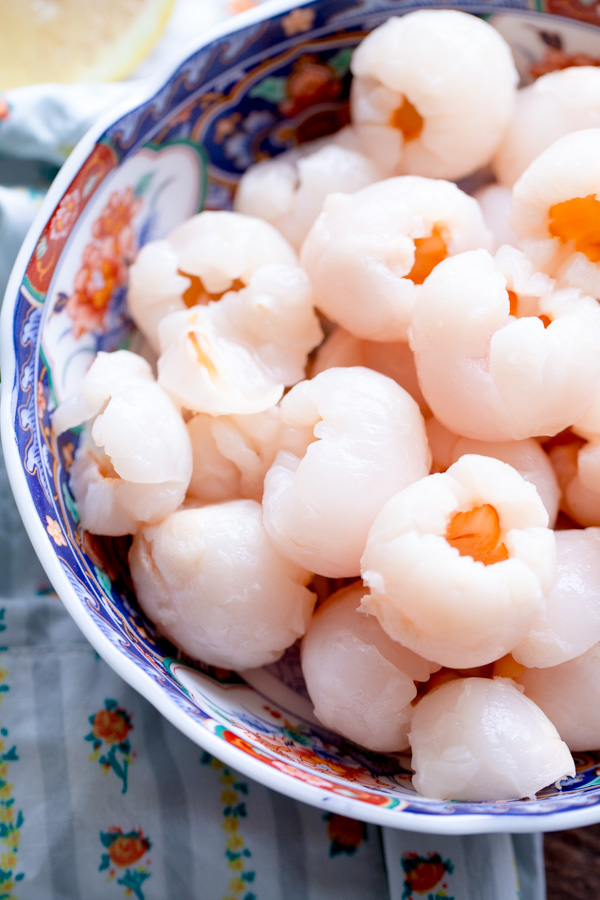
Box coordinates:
[45,516,66,547]
[544,0,600,26]
[281,7,316,35]
[49,190,81,242]
[65,186,141,337]
[25,141,117,298]
[280,55,344,118]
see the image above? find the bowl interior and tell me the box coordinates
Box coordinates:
[6,0,600,833]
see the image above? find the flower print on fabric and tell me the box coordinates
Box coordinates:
[401,852,455,900]
[85,699,134,794]
[0,732,25,899]
[62,186,141,338]
[99,828,151,900]
[200,753,256,900]
[0,609,25,899]
[324,813,367,857]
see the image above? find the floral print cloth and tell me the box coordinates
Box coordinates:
[0,471,546,900]
[0,0,545,897]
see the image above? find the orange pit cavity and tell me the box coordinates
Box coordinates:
[408,227,447,285]
[97,457,118,481]
[548,194,600,263]
[416,662,495,698]
[445,503,508,565]
[543,428,586,455]
[187,331,218,379]
[507,289,551,328]
[389,96,424,143]
[178,269,245,308]
[492,654,525,680]
[415,668,461,698]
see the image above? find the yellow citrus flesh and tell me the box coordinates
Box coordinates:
[407,227,447,285]
[389,95,423,142]
[548,194,600,263]
[0,0,175,89]
[445,503,508,566]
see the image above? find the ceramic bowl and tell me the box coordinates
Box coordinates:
[4,0,600,835]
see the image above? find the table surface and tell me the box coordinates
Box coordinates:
[545,826,600,899]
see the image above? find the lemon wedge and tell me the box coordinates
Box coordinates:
[0,0,176,89]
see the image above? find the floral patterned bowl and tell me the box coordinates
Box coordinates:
[4,0,600,835]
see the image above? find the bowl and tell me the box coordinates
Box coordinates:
[4,0,600,835]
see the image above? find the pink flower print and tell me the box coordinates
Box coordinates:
[37,379,47,417]
[282,7,316,36]
[62,441,75,471]
[45,516,66,547]
[50,189,81,241]
[215,113,242,144]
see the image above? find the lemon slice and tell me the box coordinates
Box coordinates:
[0,0,176,89]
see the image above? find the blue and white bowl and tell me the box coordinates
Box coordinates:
[4,0,600,834]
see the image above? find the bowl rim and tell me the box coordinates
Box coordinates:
[3,0,600,834]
